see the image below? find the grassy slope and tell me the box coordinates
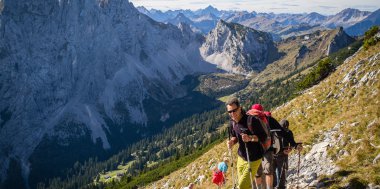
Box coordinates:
[143,42,380,188]
[274,42,380,186]
[253,29,341,84]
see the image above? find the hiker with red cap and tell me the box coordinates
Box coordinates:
[226,98,268,189]
[247,104,301,189]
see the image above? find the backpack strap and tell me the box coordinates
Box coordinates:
[247,115,254,134]
[230,120,239,143]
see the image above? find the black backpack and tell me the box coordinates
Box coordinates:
[246,115,271,152]
[247,115,282,154]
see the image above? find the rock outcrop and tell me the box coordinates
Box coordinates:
[326,27,355,55]
[286,123,341,188]
[200,20,278,74]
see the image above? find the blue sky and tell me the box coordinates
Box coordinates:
[129,0,380,15]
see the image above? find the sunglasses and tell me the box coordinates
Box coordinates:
[227,107,239,114]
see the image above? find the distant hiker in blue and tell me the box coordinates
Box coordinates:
[218,157,229,173]
[226,97,268,189]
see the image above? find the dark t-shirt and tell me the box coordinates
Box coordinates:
[267,116,297,148]
[282,129,296,149]
[229,114,268,161]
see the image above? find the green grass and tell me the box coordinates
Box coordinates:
[98,161,136,183]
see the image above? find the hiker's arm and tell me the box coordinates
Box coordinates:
[290,130,303,151]
[286,130,297,148]
[227,123,238,148]
[227,137,237,149]
[241,133,257,142]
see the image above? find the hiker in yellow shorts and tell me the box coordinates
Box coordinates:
[226,97,268,189]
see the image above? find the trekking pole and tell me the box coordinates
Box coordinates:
[244,142,255,189]
[296,144,301,189]
[228,126,237,189]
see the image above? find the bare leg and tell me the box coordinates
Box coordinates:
[266,174,273,189]
[255,176,262,189]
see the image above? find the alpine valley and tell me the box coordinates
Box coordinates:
[0,0,379,189]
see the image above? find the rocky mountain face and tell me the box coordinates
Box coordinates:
[299,12,327,26]
[190,13,219,34]
[200,20,278,74]
[345,9,380,36]
[166,13,194,26]
[0,0,215,188]
[324,8,371,29]
[326,27,355,55]
[251,28,355,83]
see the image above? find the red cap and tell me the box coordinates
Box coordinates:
[251,104,264,111]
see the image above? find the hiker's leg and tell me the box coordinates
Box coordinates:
[237,156,261,189]
[237,156,250,189]
[251,159,262,189]
[278,155,288,189]
[262,151,274,189]
[265,174,273,189]
[273,155,280,188]
[255,163,263,189]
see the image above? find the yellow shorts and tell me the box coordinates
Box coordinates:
[237,156,262,189]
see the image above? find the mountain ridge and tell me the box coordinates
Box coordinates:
[139,6,375,39]
[345,8,380,36]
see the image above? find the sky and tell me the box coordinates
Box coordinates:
[129,0,380,15]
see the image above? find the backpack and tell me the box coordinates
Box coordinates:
[212,170,224,186]
[247,115,271,152]
[270,130,282,154]
[247,115,284,154]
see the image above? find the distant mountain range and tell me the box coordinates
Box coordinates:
[345,9,380,36]
[136,5,380,39]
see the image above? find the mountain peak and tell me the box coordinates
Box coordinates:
[337,7,371,16]
[136,6,150,14]
[201,20,278,74]
[195,5,221,17]
[205,5,218,11]
[345,8,380,36]
[341,8,359,12]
